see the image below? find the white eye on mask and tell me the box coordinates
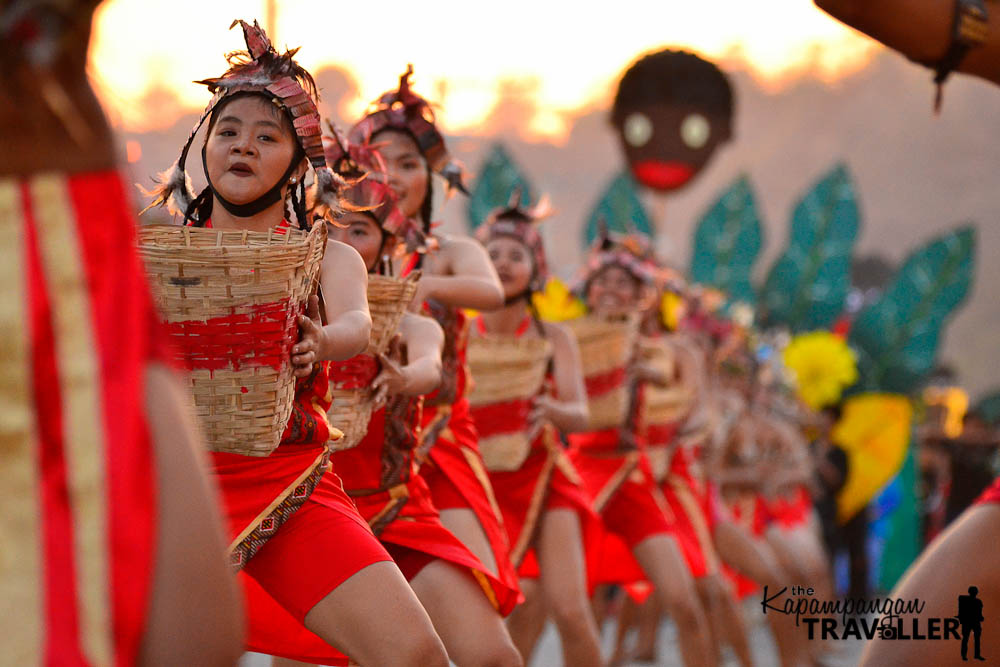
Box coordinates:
[623,112,653,147]
[680,113,710,149]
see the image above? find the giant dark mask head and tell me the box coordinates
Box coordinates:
[612,49,734,192]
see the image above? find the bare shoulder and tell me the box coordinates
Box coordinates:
[322,238,367,279]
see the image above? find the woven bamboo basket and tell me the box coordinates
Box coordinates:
[139,223,327,457]
[564,315,639,430]
[467,334,553,471]
[638,337,694,437]
[366,272,420,356]
[326,272,421,451]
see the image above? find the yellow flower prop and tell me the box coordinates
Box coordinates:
[783,331,858,410]
[832,393,912,523]
[533,277,586,322]
[660,291,684,331]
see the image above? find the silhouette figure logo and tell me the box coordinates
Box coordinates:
[957,586,986,661]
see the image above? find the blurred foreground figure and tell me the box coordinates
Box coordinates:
[815,0,1000,106]
[0,1,243,663]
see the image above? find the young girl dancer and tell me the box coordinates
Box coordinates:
[145,21,447,667]
[350,67,520,599]
[322,133,522,667]
[566,233,713,667]
[468,193,605,666]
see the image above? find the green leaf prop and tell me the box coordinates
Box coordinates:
[689,175,763,304]
[467,143,533,230]
[850,226,976,394]
[583,171,653,246]
[760,163,860,331]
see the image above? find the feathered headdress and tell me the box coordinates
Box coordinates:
[144,19,344,223]
[475,187,553,292]
[349,64,467,196]
[322,122,425,253]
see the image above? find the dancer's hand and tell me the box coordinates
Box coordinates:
[372,335,408,407]
[292,295,328,378]
[526,394,556,442]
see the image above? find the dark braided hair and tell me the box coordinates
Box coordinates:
[612,49,733,126]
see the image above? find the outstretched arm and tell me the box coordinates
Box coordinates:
[372,312,444,405]
[414,236,504,311]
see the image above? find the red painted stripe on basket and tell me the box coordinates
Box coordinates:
[584,367,626,398]
[469,398,532,438]
[164,299,303,372]
[328,355,379,390]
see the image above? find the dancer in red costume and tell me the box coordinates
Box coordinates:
[319,132,521,667]
[703,341,811,667]
[468,192,605,666]
[613,289,754,667]
[351,67,521,600]
[145,22,448,667]
[0,2,242,664]
[566,233,713,667]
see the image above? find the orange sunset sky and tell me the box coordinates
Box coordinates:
[89,0,880,140]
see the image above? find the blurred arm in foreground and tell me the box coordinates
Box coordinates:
[815,0,1000,90]
[1,2,244,664]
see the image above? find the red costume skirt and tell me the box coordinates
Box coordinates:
[3,171,169,664]
[976,476,1000,505]
[487,440,601,581]
[213,449,394,665]
[568,430,676,588]
[420,397,521,604]
[353,472,519,615]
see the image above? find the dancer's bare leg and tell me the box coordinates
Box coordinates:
[410,560,522,667]
[714,521,809,667]
[506,578,549,663]
[303,561,449,667]
[698,574,754,667]
[537,509,605,667]
[861,504,1000,667]
[632,535,713,667]
[440,508,500,577]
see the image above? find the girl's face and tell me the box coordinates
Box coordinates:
[204,95,304,206]
[586,265,641,317]
[487,236,533,300]
[372,129,428,219]
[328,212,384,271]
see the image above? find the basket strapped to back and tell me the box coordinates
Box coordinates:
[139,223,327,457]
[467,333,553,471]
[326,272,420,451]
[564,314,639,431]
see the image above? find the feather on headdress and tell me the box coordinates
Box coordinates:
[143,19,344,221]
